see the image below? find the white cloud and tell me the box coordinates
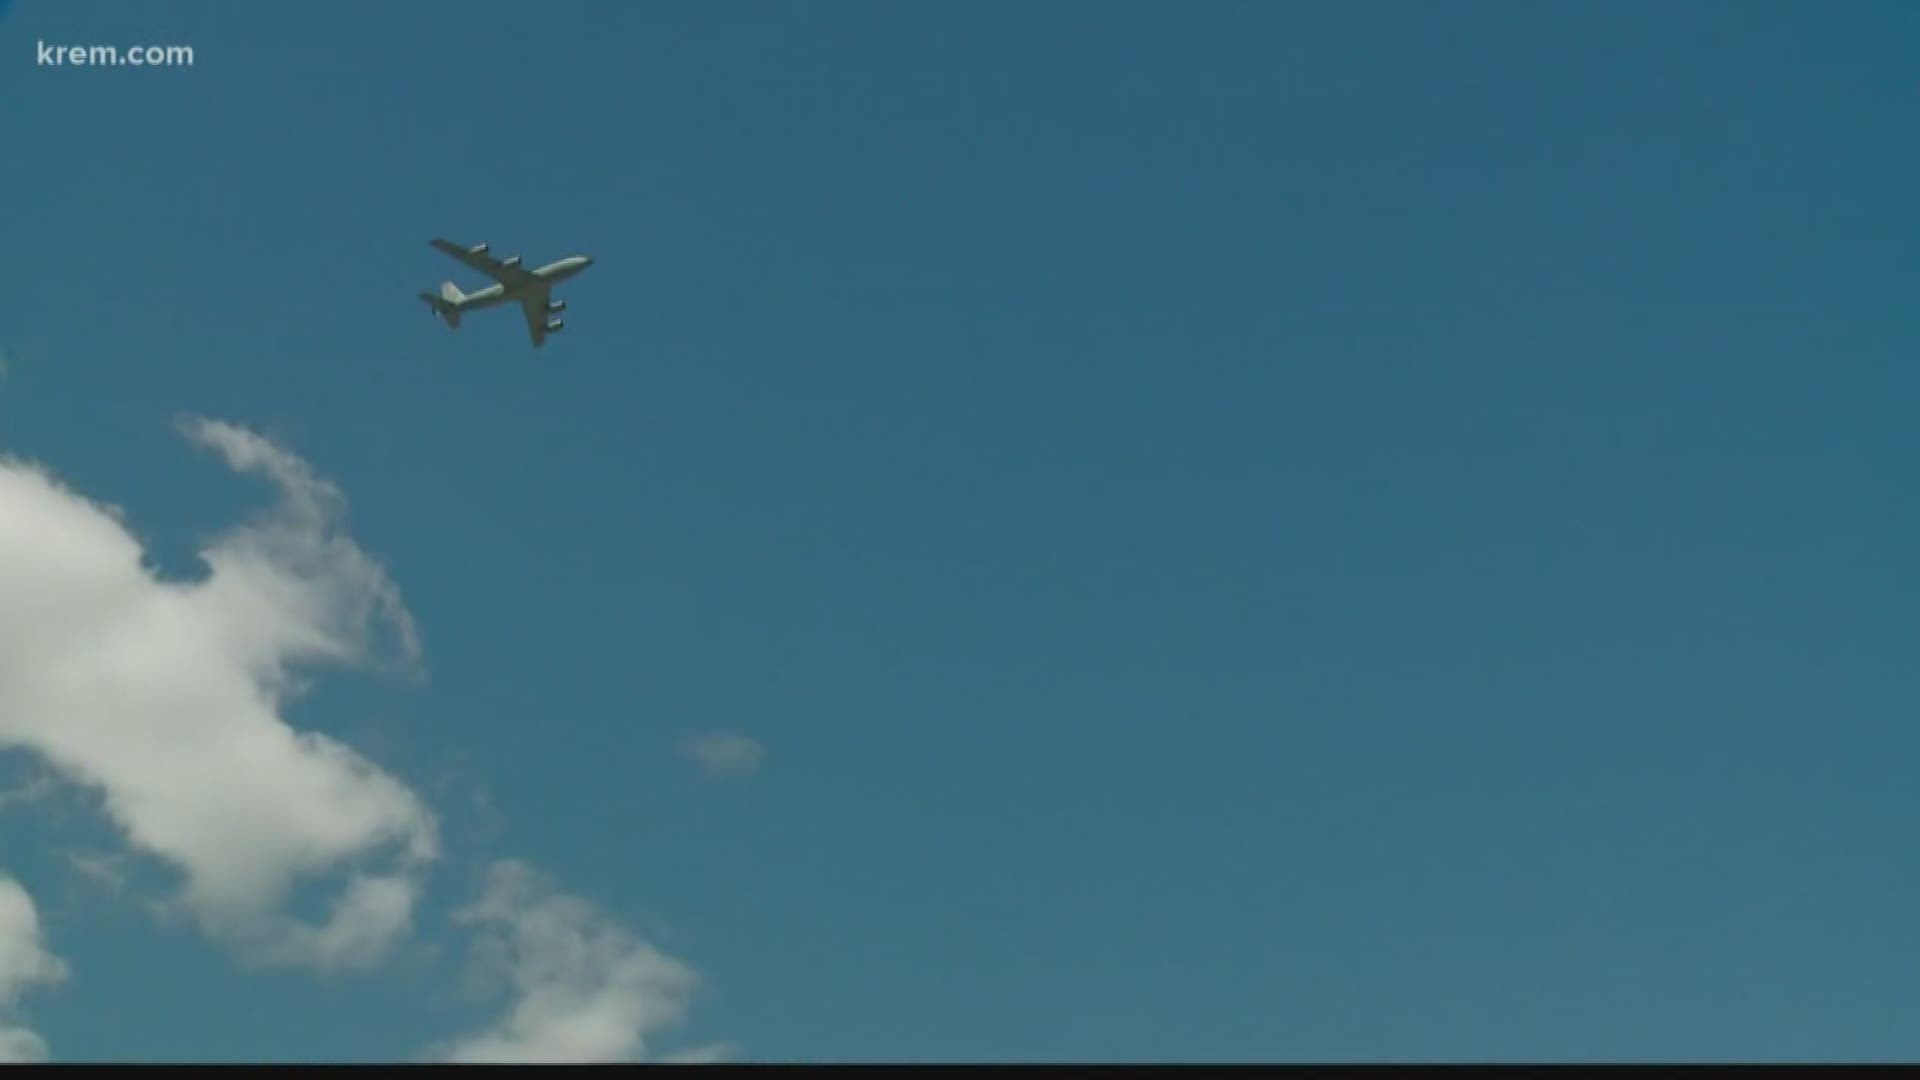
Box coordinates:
[659,1042,742,1063]
[0,418,437,970]
[0,876,68,1061]
[437,860,723,1063]
[0,417,730,1059]
[679,733,766,779]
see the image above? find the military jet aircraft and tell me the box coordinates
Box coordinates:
[417,239,594,347]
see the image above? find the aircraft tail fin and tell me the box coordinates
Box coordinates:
[439,281,466,304]
[418,290,461,329]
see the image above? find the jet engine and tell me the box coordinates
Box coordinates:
[502,255,522,269]
[545,318,565,333]
[468,242,489,254]
[546,299,567,314]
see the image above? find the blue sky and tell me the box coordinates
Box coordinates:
[1,0,1916,1063]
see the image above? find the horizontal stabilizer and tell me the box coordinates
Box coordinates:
[417,291,460,329]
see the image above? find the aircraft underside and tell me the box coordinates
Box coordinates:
[420,238,588,347]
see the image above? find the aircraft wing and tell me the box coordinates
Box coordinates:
[519,288,553,347]
[430,238,538,287]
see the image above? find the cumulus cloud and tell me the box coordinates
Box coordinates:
[0,417,728,1059]
[0,418,437,970]
[437,860,722,1063]
[679,733,766,779]
[0,876,68,1061]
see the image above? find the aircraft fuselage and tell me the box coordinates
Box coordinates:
[449,256,592,311]
[420,238,591,345]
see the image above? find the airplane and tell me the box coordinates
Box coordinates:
[417,239,594,347]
